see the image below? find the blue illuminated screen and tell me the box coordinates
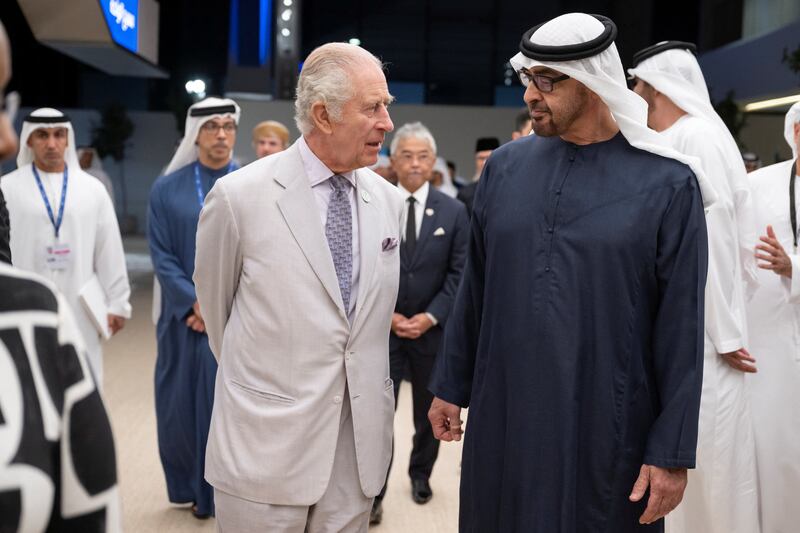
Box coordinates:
[99,0,139,53]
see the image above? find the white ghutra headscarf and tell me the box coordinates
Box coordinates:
[164,96,241,175]
[628,43,759,288]
[508,13,717,207]
[17,108,81,169]
[784,101,800,158]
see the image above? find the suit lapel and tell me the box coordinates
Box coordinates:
[353,172,380,327]
[275,145,346,318]
[409,190,440,269]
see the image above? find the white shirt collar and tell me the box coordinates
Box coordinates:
[397,181,429,206]
[298,136,357,188]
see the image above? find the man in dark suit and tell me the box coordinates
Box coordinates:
[457,137,499,215]
[371,122,468,524]
[0,21,17,263]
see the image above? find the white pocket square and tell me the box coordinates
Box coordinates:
[433,227,445,236]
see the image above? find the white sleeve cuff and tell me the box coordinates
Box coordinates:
[107,301,132,319]
[425,312,438,326]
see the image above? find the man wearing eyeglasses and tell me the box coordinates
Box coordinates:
[147,96,240,520]
[370,122,468,524]
[429,13,713,532]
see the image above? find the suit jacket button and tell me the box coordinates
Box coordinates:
[333,395,342,404]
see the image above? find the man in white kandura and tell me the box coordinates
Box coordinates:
[194,42,402,532]
[629,41,761,533]
[745,100,800,533]
[1,108,130,381]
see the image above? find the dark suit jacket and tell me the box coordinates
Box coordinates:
[0,187,10,263]
[393,187,469,355]
[457,181,477,217]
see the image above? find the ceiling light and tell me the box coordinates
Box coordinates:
[744,94,800,112]
[185,79,206,96]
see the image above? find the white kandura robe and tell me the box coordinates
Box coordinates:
[662,115,760,533]
[0,164,131,380]
[745,158,800,533]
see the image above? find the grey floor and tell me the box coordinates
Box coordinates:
[101,241,463,532]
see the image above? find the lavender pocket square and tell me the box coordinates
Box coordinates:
[382,237,398,251]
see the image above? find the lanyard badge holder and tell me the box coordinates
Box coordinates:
[32,163,71,270]
[193,161,236,207]
[791,160,798,253]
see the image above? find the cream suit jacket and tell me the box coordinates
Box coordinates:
[194,141,403,505]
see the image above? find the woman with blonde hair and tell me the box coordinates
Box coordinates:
[252,120,290,158]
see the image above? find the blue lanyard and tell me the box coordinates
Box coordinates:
[32,163,68,238]
[194,161,235,207]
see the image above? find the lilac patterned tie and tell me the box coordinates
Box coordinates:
[326,175,353,312]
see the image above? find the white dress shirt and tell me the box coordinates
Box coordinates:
[396,181,438,325]
[398,181,429,242]
[298,136,360,319]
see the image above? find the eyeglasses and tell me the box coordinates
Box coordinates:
[517,69,570,93]
[395,152,432,164]
[201,122,237,134]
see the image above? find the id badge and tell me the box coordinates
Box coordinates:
[45,242,71,270]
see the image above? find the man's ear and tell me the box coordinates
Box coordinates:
[310,102,333,135]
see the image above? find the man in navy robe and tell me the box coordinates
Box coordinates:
[428,13,713,532]
[147,97,240,519]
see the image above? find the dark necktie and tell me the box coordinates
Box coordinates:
[405,196,417,257]
[326,175,353,312]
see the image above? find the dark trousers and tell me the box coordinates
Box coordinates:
[376,341,440,501]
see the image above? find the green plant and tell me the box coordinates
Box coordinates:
[92,104,134,162]
[92,104,136,230]
[782,44,800,76]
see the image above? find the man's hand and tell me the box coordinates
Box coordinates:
[755,225,792,278]
[391,313,409,337]
[186,301,206,333]
[428,397,463,442]
[186,314,206,333]
[107,314,126,336]
[720,347,757,373]
[400,313,434,339]
[629,464,688,524]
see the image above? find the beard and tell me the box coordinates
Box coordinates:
[529,86,590,137]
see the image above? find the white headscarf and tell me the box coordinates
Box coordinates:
[784,101,800,158]
[164,96,241,175]
[433,156,458,198]
[17,108,80,170]
[509,13,716,207]
[628,46,759,289]
[627,47,729,143]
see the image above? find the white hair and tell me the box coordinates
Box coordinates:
[294,42,384,135]
[390,121,437,155]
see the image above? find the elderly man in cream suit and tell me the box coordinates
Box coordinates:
[194,42,402,532]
